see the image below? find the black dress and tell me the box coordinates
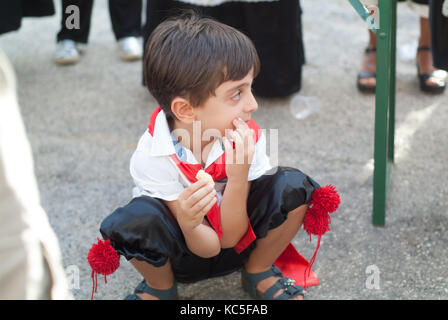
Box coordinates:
[142,0,305,98]
[430,0,448,71]
[0,0,55,35]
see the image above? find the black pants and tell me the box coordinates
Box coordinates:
[142,0,305,98]
[430,0,448,71]
[57,0,142,43]
[100,167,319,283]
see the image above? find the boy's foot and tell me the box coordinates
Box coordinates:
[54,40,81,65]
[242,265,304,300]
[357,46,377,93]
[118,36,142,61]
[416,46,447,93]
[253,274,304,300]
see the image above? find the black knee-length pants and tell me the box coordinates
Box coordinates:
[100,166,319,283]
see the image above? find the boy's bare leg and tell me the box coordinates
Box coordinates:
[129,258,175,300]
[243,204,309,300]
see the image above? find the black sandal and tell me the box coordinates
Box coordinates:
[241,265,305,300]
[417,46,447,94]
[124,279,178,300]
[357,46,377,93]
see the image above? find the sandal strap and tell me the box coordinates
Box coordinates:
[274,278,304,300]
[365,46,376,53]
[262,279,284,300]
[242,265,283,284]
[358,71,376,79]
[242,265,283,298]
[124,293,141,300]
[417,46,431,52]
[261,277,304,300]
[419,71,447,89]
[134,279,178,300]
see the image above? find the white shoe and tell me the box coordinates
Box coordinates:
[118,36,142,61]
[54,40,81,65]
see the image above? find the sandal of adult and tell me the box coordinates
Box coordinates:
[124,279,179,300]
[357,46,377,93]
[241,265,305,300]
[417,46,447,94]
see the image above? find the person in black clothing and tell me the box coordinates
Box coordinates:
[142,0,306,99]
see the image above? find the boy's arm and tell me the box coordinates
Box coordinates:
[219,180,251,248]
[163,184,221,258]
[130,146,220,258]
[219,117,255,248]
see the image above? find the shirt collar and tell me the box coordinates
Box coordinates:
[149,109,176,157]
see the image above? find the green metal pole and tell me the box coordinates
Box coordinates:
[373,0,397,226]
[388,2,397,164]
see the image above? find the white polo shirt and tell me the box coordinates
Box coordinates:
[130,109,272,204]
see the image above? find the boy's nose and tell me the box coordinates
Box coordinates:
[245,92,258,113]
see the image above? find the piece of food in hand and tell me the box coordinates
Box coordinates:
[195,170,215,186]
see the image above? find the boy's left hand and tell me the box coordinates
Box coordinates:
[222,117,255,182]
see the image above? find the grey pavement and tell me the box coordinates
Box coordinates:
[1,0,447,300]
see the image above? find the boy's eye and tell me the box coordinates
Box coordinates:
[231,90,241,101]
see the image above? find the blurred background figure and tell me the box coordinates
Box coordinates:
[0,0,55,35]
[357,0,447,94]
[55,0,143,65]
[0,50,72,300]
[430,0,448,71]
[142,0,305,98]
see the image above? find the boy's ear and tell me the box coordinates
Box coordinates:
[171,97,195,124]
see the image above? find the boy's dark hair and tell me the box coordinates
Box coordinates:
[144,11,260,123]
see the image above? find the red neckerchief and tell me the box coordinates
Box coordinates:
[148,107,320,288]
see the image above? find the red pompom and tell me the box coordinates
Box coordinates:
[302,185,340,289]
[309,185,340,214]
[87,238,120,300]
[303,184,340,237]
[303,212,331,237]
[87,238,120,275]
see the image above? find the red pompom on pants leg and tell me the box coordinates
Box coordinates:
[87,238,120,300]
[302,185,340,289]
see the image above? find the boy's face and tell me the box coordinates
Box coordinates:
[194,70,258,137]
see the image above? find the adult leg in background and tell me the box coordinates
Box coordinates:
[56,0,93,44]
[108,0,142,41]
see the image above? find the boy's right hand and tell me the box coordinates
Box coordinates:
[176,178,217,233]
